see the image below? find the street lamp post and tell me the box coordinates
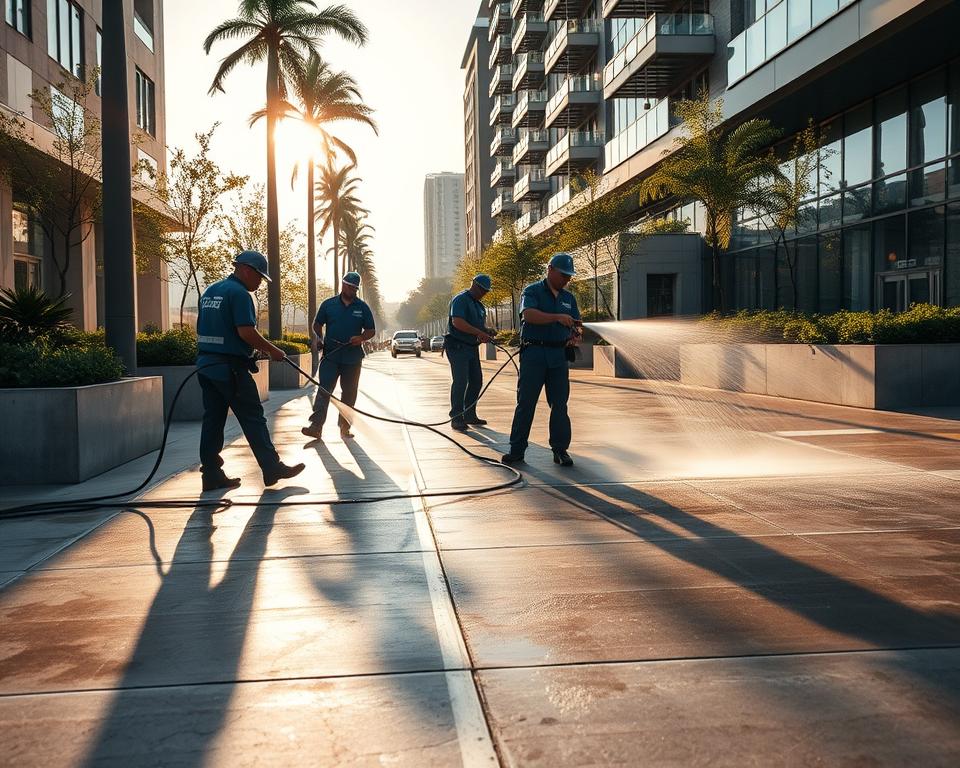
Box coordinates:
[101,0,137,373]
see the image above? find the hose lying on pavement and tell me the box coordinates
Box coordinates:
[0,345,523,520]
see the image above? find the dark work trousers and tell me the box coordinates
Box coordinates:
[507,347,571,455]
[446,340,482,421]
[310,356,362,432]
[199,369,279,475]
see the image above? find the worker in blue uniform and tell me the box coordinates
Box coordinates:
[502,252,582,467]
[446,274,495,431]
[301,271,376,441]
[196,251,306,491]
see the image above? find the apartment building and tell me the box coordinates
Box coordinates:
[462,6,497,262]
[0,0,169,330]
[475,0,960,316]
[423,171,465,280]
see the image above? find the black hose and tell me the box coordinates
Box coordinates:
[0,345,524,520]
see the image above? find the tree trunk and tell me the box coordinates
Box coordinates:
[306,158,318,372]
[332,217,340,289]
[179,284,187,327]
[510,291,516,329]
[265,48,282,341]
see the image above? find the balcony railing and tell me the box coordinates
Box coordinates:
[488,34,513,69]
[488,3,511,40]
[490,94,516,125]
[489,64,515,98]
[546,131,603,169]
[728,0,856,85]
[547,183,571,215]
[604,99,671,169]
[513,129,549,164]
[514,167,550,201]
[491,189,516,217]
[545,19,601,63]
[512,12,547,53]
[490,127,518,155]
[603,13,714,89]
[545,76,600,118]
[517,209,541,231]
[491,159,516,185]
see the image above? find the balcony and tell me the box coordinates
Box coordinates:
[545,131,603,177]
[516,209,542,232]
[604,98,672,169]
[544,76,601,130]
[602,0,674,17]
[489,64,515,98]
[490,94,516,127]
[511,13,548,54]
[602,13,715,100]
[490,127,518,157]
[511,89,548,129]
[510,0,539,18]
[491,189,518,218]
[544,0,583,22]
[512,129,550,165]
[547,183,571,215]
[488,34,513,69]
[491,159,517,187]
[488,3,512,40]
[513,167,551,202]
[512,51,545,91]
[545,19,601,76]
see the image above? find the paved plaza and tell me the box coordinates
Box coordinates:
[2,352,960,766]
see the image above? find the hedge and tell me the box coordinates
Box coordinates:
[282,332,311,346]
[699,304,960,344]
[0,340,124,388]
[136,328,199,366]
[271,339,310,355]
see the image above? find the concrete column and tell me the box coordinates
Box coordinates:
[0,178,12,289]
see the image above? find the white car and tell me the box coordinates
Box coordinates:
[430,336,445,352]
[391,330,422,358]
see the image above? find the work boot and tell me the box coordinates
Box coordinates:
[263,461,306,487]
[340,427,355,440]
[465,417,488,426]
[201,472,242,492]
[451,419,469,432]
[301,423,323,440]
[552,449,574,467]
[501,451,525,465]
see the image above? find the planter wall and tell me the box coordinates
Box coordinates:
[569,343,594,369]
[137,363,270,422]
[484,342,498,361]
[679,343,960,409]
[0,377,163,484]
[593,346,640,378]
[270,354,309,389]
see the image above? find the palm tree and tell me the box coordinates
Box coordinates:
[351,240,383,320]
[338,213,375,274]
[639,92,785,311]
[203,0,367,340]
[315,161,366,288]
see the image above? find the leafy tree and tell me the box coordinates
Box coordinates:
[485,217,551,328]
[0,72,104,298]
[204,0,367,340]
[638,92,786,311]
[396,277,451,329]
[136,124,247,326]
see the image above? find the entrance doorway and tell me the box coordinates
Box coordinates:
[878,269,940,312]
[647,274,676,317]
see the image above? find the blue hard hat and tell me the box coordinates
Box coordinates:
[549,252,576,276]
[233,250,271,282]
[472,274,492,291]
[342,271,361,287]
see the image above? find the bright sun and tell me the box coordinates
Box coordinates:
[273,118,325,178]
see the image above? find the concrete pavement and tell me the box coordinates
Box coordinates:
[1,350,959,766]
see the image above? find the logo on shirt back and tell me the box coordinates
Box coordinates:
[201,296,223,310]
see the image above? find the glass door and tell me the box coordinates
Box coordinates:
[878,270,940,312]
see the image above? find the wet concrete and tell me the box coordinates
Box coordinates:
[1,351,959,765]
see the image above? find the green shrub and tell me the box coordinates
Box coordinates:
[271,339,310,355]
[136,327,198,366]
[282,331,311,345]
[0,341,123,387]
[0,286,73,343]
[494,329,520,347]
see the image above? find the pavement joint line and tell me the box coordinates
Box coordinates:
[775,428,882,437]
[5,643,960,702]
[392,369,500,768]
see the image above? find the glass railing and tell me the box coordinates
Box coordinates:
[545,19,601,63]
[547,183,571,215]
[489,3,511,40]
[516,89,548,114]
[517,209,541,231]
[603,14,714,87]
[491,127,518,154]
[546,131,603,167]
[514,13,545,41]
[728,0,856,85]
[604,99,672,168]
[546,76,600,117]
[491,160,516,184]
[490,94,516,123]
[513,129,549,163]
[492,190,515,216]
[488,34,513,69]
[488,64,515,97]
[511,0,524,17]
[515,167,548,198]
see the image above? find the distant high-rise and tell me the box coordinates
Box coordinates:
[462,5,495,261]
[423,172,465,279]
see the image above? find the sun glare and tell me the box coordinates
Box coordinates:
[274,117,324,177]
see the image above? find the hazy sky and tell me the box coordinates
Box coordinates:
[162,0,481,302]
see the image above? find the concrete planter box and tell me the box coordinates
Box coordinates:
[679,343,960,409]
[136,363,270,422]
[593,345,639,378]
[496,346,520,362]
[0,377,163,484]
[270,354,310,389]
[484,342,498,361]
[569,343,594,369]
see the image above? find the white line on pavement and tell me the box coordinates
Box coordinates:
[775,428,882,437]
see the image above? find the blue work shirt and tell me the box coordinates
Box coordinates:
[447,289,488,345]
[315,294,375,365]
[518,279,581,368]
[196,274,257,380]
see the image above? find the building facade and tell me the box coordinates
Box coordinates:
[423,171,465,279]
[462,6,497,262]
[474,0,959,316]
[0,0,169,330]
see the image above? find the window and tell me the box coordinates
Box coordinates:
[5,0,29,37]
[12,204,44,291]
[135,68,155,135]
[843,103,873,187]
[876,87,907,177]
[46,0,83,79]
[909,70,947,166]
[133,0,154,51]
[95,28,101,95]
[844,223,872,310]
